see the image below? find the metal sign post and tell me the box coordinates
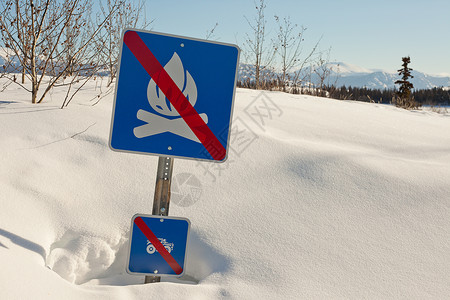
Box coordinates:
[145,156,174,283]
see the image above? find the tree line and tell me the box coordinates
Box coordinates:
[237,80,450,107]
[1,0,447,109]
[326,86,450,106]
[241,28,449,109]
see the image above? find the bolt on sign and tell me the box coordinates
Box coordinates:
[109,29,240,162]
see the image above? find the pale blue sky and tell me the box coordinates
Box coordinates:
[145,0,450,76]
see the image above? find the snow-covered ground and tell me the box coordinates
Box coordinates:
[1,79,450,299]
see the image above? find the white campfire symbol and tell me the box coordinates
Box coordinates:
[133,52,207,143]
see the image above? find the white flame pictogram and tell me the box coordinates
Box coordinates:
[133,52,208,143]
[147,53,197,116]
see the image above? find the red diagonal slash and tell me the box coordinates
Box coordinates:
[134,217,183,275]
[123,30,226,161]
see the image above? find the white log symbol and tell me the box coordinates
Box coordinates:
[133,51,207,143]
[134,109,208,143]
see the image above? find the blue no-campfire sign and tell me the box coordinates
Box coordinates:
[127,214,190,276]
[109,29,240,162]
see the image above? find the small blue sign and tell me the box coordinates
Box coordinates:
[109,29,240,161]
[127,214,190,276]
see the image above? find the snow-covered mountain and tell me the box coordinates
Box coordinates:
[329,62,450,89]
[238,62,450,90]
[3,46,449,90]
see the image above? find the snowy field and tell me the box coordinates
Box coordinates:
[1,79,450,299]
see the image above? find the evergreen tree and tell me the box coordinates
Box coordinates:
[394,56,419,109]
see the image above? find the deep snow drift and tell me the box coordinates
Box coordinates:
[1,79,449,299]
